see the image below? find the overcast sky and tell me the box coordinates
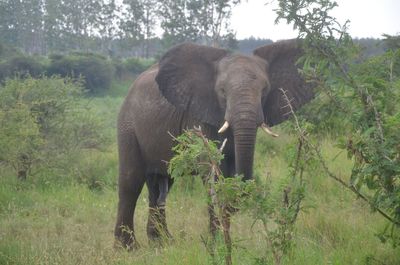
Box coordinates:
[231,0,400,40]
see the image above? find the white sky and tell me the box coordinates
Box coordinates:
[231,0,400,40]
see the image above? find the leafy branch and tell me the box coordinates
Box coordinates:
[275,0,400,246]
[279,88,400,226]
[168,127,235,265]
[169,125,307,264]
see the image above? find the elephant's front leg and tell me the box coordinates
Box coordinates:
[146,174,172,242]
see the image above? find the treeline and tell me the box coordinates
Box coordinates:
[0,36,388,93]
[0,0,389,59]
[354,37,388,58]
[0,0,243,57]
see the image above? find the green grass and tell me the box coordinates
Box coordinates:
[1,137,399,265]
[1,95,399,264]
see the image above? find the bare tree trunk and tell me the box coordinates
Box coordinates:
[222,208,232,265]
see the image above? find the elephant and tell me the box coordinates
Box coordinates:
[114,39,314,249]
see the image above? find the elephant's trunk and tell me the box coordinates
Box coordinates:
[232,116,257,181]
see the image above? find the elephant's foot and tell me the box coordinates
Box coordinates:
[114,238,140,251]
[114,226,140,251]
[147,229,173,247]
[147,207,173,245]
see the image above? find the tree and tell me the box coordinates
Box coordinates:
[383,34,400,50]
[275,0,400,247]
[0,0,24,48]
[21,0,45,54]
[0,0,45,54]
[158,0,200,47]
[193,0,241,47]
[120,0,159,57]
[97,0,120,56]
[61,0,103,50]
[43,0,66,52]
[159,0,240,48]
[0,77,109,180]
[141,0,158,57]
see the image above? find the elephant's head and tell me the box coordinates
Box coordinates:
[156,40,313,180]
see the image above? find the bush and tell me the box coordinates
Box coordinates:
[72,150,117,190]
[47,53,115,94]
[169,129,305,264]
[123,57,154,73]
[0,42,22,60]
[0,76,111,180]
[0,55,45,81]
[114,57,155,79]
[277,0,400,247]
[112,58,126,80]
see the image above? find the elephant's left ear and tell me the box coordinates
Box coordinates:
[253,39,314,126]
[156,43,229,126]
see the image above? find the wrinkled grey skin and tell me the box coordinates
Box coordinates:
[114,40,314,249]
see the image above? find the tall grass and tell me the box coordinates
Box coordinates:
[1,96,399,264]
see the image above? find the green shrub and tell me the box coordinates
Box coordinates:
[48,53,64,61]
[0,76,111,180]
[0,42,22,60]
[47,53,115,94]
[71,150,117,190]
[113,57,155,79]
[123,57,154,74]
[112,58,125,79]
[169,129,305,264]
[277,0,400,247]
[0,55,45,81]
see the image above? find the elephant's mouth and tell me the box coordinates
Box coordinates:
[218,120,279,137]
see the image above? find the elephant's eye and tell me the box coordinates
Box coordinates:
[261,88,268,99]
[218,87,226,97]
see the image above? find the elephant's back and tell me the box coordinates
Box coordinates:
[118,64,173,132]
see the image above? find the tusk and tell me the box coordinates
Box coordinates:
[261,123,279,137]
[218,121,229,134]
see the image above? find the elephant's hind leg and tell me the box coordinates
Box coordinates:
[157,175,169,207]
[146,174,173,242]
[114,133,145,250]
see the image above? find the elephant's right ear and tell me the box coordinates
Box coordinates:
[155,43,229,127]
[254,39,314,126]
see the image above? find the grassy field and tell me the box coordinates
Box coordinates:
[1,81,399,265]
